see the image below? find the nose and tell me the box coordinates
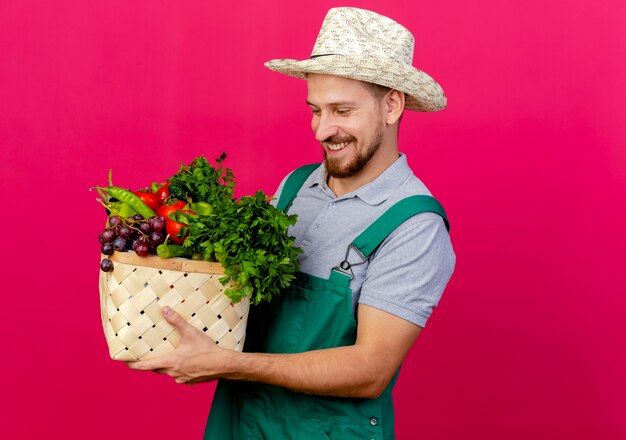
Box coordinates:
[313,113,339,142]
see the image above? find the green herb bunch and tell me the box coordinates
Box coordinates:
[168,153,235,207]
[169,155,302,305]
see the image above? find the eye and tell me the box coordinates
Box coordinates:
[310,108,321,116]
[335,108,351,116]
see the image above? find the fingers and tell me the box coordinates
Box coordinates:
[183,377,215,385]
[126,357,169,371]
[162,306,191,335]
[162,306,208,342]
[126,360,150,370]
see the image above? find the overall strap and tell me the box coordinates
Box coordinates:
[353,195,450,259]
[276,163,321,212]
[331,195,450,282]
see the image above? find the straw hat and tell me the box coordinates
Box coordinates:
[265,7,447,112]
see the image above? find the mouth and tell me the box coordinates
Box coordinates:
[324,141,350,151]
[323,137,355,153]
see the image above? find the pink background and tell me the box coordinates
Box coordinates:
[1,0,625,438]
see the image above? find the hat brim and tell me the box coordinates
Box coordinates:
[265,55,446,112]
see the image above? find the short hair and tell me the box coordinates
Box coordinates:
[362,82,404,124]
[362,82,392,102]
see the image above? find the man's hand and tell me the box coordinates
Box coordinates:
[126,304,421,398]
[126,306,232,384]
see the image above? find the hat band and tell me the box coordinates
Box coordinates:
[310,53,338,59]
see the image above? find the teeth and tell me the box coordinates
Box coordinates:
[326,142,348,151]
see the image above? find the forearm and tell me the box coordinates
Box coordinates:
[202,345,389,399]
[128,305,420,395]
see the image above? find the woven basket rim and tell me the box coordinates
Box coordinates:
[108,251,225,275]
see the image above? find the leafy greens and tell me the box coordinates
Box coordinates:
[168,155,302,305]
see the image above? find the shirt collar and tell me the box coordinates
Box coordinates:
[309,154,412,206]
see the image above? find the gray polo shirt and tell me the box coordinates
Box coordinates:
[273,154,455,328]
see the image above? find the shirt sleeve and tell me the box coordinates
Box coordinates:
[358,213,456,328]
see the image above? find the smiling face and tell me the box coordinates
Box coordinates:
[306,74,401,190]
[321,112,384,179]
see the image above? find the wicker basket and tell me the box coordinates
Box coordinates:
[99,252,250,361]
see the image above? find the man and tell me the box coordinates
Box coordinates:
[129,7,455,439]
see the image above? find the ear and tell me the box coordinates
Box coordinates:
[384,90,405,125]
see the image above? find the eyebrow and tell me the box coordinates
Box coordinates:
[306,100,357,107]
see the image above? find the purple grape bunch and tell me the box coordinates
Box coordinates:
[99,215,167,272]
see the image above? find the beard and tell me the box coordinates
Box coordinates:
[323,119,384,179]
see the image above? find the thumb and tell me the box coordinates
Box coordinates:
[162,306,190,334]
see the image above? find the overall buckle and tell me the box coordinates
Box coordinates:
[332,260,354,280]
[331,244,367,281]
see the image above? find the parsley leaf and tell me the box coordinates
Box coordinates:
[168,154,235,206]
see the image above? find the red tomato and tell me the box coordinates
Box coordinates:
[156,182,170,204]
[157,201,192,244]
[166,218,188,244]
[134,190,160,211]
[156,200,186,220]
[165,211,194,244]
